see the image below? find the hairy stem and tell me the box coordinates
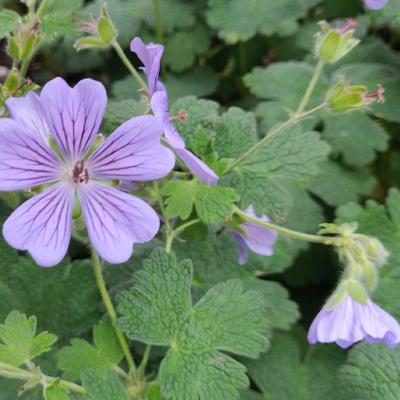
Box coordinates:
[112,40,148,92]
[0,361,85,394]
[225,59,326,174]
[296,59,325,114]
[232,206,342,246]
[91,250,137,374]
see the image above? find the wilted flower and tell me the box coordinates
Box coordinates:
[0,78,174,267]
[364,0,389,10]
[130,37,219,185]
[231,206,278,265]
[308,293,400,348]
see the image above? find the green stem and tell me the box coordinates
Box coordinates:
[296,59,325,114]
[112,40,148,92]
[138,345,152,376]
[225,60,326,174]
[152,0,163,43]
[225,118,294,173]
[165,219,201,253]
[232,206,341,246]
[0,362,85,394]
[36,0,50,18]
[91,250,137,374]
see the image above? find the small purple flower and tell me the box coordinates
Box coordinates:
[364,0,388,10]
[308,295,400,348]
[130,37,219,186]
[231,206,278,265]
[0,78,174,267]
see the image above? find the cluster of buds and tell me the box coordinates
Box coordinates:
[6,17,42,64]
[315,19,360,64]
[308,223,399,348]
[74,6,117,51]
[326,77,385,112]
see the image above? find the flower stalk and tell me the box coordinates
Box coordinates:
[232,206,342,246]
[91,250,137,375]
[0,361,85,395]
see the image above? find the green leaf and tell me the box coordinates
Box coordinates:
[336,189,400,320]
[214,107,258,159]
[58,318,123,381]
[244,62,328,109]
[45,381,70,400]
[0,311,57,366]
[164,25,211,72]
[162,180,197,220]
[162,180,237,223]
[41,0,83,38]
[102,99,148,134]
[81,370,129,400]
[338,342,400,400]
[170,96,219,143]
[240,126,331,180]
[207,0,313,43]
[195,183,238,224]
[0,9,19,39]
[322,112,388,167]
[246,332,347,400]
[310,162,376,207]
[117,249,269,399]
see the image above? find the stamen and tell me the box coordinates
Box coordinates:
[365,84,385,104]
[338,18,358,34]
[73,160,89,184]
[169,109,187,122]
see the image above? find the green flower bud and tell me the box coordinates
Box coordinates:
[21,32,42,61]
[97,6,117,44]
[7,35,21,61]
[326,78,385,112]
[315,19,360,63]
[3,68,20,92]
[74,36,108,51]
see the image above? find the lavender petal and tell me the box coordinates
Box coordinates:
[6,92,50,143]
[88,115,174,181]
[130,36,164,96]
[40,77,107,160]
[2,183,74,267]
[78,183,160,264]
[0,119,62,190]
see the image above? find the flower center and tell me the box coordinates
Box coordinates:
[72,160,89,184]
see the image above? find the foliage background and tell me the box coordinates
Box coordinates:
[0,0,400,399]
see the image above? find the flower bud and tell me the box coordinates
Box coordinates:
[74,6,117,51]
[326,78,385,112]
[3,68,20,92]
[315,19,360,63]
[7,35,21,61]
[361,261,379,291]
[21,32,42,61]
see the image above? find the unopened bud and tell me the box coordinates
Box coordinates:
[315,19,360,63]
[7,35,21,61]
[21,32,42,61]
[326,78,385,112]
[362,261,379,291]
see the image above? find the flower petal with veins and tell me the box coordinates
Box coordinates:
[3,183,74,267]
[78,183,160,264]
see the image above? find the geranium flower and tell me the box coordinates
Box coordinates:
[0,78,174,267]
[308,294,400,348]
[364,0,388,10]
[231,206,278,265]
[130,37,219,185]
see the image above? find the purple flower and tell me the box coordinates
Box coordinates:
[0,78,174,267]
[364,0,388,10]
[231,206,278,265]
[308,295,400,348]
[130,37,219,186]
